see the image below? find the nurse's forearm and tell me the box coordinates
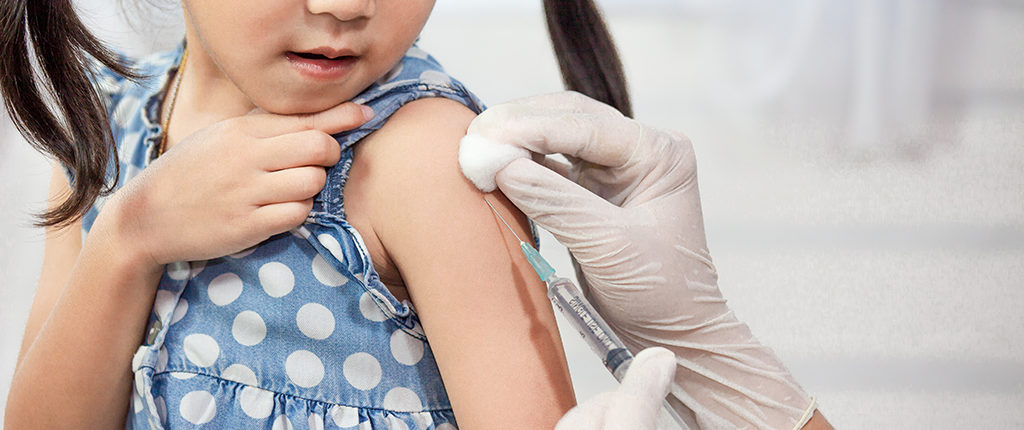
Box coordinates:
[5,204,163,430]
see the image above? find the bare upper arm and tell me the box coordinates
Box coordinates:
[16,164,83,366]
[345,97,576,428]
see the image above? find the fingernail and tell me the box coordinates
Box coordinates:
[361,105,375,121]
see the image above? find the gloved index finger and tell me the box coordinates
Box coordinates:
[467,102,644,169]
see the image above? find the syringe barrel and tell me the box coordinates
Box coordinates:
[546,276,634,382]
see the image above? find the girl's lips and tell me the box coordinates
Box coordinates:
[285,52,358,81]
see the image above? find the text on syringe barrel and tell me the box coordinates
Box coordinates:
[546,276,633,381]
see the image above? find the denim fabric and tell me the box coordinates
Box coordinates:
[71,40,539,430]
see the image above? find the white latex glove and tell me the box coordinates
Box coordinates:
[459,92,816,430]
[555,347,676,430]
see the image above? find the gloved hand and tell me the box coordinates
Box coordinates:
[459,92,816,430]
[555,347,676,430]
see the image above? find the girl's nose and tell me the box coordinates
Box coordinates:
[306,0,376,21]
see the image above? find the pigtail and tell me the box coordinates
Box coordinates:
[542,0,632,118]
[0,0,140,228]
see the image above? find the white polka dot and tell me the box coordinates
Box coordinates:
[221,363,258,386]
[285,350,324,388]
[329,405,359,428]
[239,386,275,419]
[358,292,388,322]
[386,416,409,430]
[155,396,167,425]
[154,290,176,321]
[171,298,189,324]
[435,423,457,430]
[419,70,450,85]
[232,311,267,346]
[183,334,220,367]
[167,262,190,280]
[179,390,217,424]
[390,329,425,366]
[296,303,335,340]
[230,246,257,259]
[308,413,324,430]
[272,415,294,430]
[317,234,344,261]
[342,352,381,390]
[208,272,243,306]
[311,254,348,287]
[412,412,434,430]
[382,387,422,411]
[170,371,196,380]
[157,347,168,373]
[259,262,295,297]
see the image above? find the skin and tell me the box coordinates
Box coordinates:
[9,0,577,428]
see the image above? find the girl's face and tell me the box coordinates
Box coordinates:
[182,0,436,114]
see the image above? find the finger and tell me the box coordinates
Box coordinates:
[253,166,327,205]
[540,154,572,180]
[258,129,341,171]
[604,347,677,430]
[253,198,314,235]
[246,102,374,137]
[494,158,621,254]
[466,102,643,168]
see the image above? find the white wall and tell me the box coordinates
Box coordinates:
[2,1,1023,428]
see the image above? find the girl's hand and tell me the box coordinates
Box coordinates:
[102,102,373,267]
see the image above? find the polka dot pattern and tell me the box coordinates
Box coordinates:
[239,386,275,419]
[296,303,335,340]
[390,329,425,366]
[259,262,295,298]
[179,390,217,424]
[110,43,482,429]
[232,311,267,346]
[343,352,382,390]
[311,254,348,287]
[285,350,325,388]
[183,334,219,367]
[208,272,243,306]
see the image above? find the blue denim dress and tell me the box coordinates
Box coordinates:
[70,41,537,430]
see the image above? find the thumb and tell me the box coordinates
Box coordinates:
[604,347,677,429]
[495,158,620,253]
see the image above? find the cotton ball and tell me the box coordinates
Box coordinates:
[458,134,530,192]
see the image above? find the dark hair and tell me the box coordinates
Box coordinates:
[1,0,141,229]
[543,0,632,118]
[1,1,629,228]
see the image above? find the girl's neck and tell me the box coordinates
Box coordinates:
[162,29,256,153]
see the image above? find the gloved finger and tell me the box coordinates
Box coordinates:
[494,158,623,257]
[540,154,572,180]
[604,347,677,430]
[466,102,644,168]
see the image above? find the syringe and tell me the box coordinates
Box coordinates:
[484,198,691,429]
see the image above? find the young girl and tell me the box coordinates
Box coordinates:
[2,0,631,428]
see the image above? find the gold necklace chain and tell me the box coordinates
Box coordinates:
[158,47,189,157]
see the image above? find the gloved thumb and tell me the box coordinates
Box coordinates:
[603,347,677,429]
[494,158,620,253]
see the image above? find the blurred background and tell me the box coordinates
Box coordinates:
[2,0,1022,428]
